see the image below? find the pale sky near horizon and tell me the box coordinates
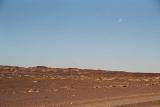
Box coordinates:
[0,0,160,72]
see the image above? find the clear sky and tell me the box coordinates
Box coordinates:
[0,0,160,72]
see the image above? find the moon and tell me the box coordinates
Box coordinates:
[118,18,123,23]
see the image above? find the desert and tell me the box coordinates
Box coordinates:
[0,65,160,107]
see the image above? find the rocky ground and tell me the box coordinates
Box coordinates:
[0,65,160,107]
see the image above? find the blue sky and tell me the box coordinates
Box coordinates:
[0,0,160,72]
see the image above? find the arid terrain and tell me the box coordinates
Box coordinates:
[0,65,160,107]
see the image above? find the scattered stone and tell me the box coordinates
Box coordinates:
[71,94,76,97]
[93,86,102,89]
[28,89,39,93]
[53,89,58,92]
[33,80,39,83]
[109,85,116,88]
[12,91,16,95]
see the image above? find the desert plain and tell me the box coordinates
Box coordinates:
[0,65,160,107]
